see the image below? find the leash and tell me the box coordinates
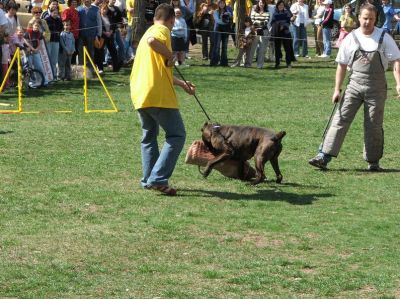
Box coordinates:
[174,65,212,122]
[321,90,345,144]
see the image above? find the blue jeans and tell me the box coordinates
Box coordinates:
[322,27,332,55]
[292,24,308,56]
[210,25,229,66]
[47,41,59,77]
[125,25,135,59]
[29,53,48,84]
[47,42,60,78]
[138,108,186,187]
[115,30,125,63]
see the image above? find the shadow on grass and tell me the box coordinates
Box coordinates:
[0,130,13,134]
[329,168,400,173]
[180,186,332,205]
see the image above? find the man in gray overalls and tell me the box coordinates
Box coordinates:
[309,3,400,171]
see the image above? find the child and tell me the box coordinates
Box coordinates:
[24,20,48,86]
[45,7,63,77]
[171,8,188,66]
[231,17,256,67]
[58,20,75,81]
[335,4,356,48]
[9,27,27,58]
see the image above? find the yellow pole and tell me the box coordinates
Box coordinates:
[17,48,22,112]
[83,47,88,113]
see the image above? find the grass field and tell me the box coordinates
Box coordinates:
[1,48,400,298]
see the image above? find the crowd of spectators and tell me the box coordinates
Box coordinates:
[0,0,137,87]
[0,0,399,87]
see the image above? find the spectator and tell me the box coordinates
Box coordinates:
[335,4,356,48]
[77,0,102,65]
[180,0,196,59]
[0,5,7,83]
[125,0,136,61]
[62,0,80,64]
[9,26,26,58]
[45,7,63,77]
[381,0,400,33]
[290,0,310,58]
[171,7,188,66]
[58,20,75,80]
[312,0,324,56]
[62,0,80,60]
[145,0,159,29]
[24,20,48,86]
[28,7,51,43]
[210,0,231,67]
[95,3,119,73]
[231,16,256,67]
[107,0,125,65]
[195,2,212,60]
[271,0,296,68]
[5,1,20,37]
[41,0,59,19]
[320,0,333,58]
[250,0,270,69]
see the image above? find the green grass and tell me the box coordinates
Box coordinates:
[1,49,400,298]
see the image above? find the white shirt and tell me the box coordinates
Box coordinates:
[290,2,309,26]
[0,9,8,27]
[336,27,400,70]
[6,15,20,36]
[314,5,325,25]
[115,0,126,11]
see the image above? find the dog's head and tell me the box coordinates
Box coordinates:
[201,122,221,150]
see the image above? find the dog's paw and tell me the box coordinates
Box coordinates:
[200,167,211,178]
[276,175,283,184]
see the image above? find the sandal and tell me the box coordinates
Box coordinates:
[147,185,177,196]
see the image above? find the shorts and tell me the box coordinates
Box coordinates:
[172,37,185,52]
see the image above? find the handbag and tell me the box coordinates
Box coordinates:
[94,37,105,49]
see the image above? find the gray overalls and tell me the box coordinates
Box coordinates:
[322,31,387,163]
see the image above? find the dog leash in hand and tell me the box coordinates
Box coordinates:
[174,65,212,122]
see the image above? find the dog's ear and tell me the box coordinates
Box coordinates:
[211,124,221,134]
[272,131,286,142]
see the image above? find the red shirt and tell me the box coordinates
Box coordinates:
[62,7,80,39]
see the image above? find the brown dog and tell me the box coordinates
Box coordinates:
[201,122,286,184]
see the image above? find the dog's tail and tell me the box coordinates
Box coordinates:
[272,131,286,142]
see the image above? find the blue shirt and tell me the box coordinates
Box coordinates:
[382,4,400,31]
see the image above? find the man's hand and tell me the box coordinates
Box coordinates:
[332,89,341,103]
[181,81,196,95]
[165,55,176,67]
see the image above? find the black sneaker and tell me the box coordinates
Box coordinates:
[368,162,383,172]
[308,155,328,170]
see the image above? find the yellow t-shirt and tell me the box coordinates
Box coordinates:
[126,0,135,26]
[130,24,177,110]
[232,0,253,23]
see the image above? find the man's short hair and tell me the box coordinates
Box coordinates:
[359,3,377,17]
[154,3,175,21]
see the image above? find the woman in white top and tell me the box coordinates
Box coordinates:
[290,0,310,57]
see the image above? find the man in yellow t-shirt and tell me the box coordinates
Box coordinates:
[130,3,195,196]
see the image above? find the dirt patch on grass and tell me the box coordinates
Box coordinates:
[222,232,284,248]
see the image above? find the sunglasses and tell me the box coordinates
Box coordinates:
[34,11,42,14]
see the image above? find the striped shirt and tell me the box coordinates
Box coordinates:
[251,10,270,35]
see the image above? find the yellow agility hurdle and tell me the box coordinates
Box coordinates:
[83,46,118,113]
[0,48,22,114]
